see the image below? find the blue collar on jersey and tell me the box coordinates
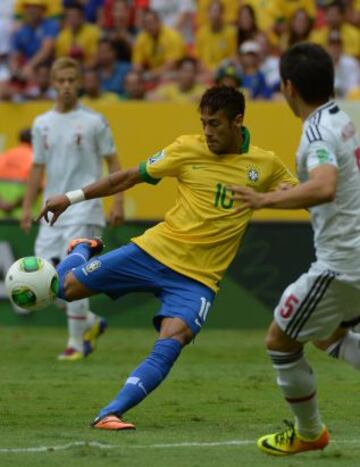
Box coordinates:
[240,126,250,153]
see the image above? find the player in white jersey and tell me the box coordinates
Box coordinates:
[231,43,360,456]
[21,57,124,361]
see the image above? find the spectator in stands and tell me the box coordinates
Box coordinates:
[327,30,360,97]
[97,39,131,96]
[80,68,119,104]
[24,63,56,100]
[1,0,16,58]
[0,1,14,95]
[256,33,281,95]
[195,0,237,77]
[102,0,135,62]
[287,8,313,47]
[10,0,59,80]
[121,70,147,100]
[55,1,101,67]
[0,128,37,220]
[132,9,186,81]
[238,40,272,99]
[311,0,360,58]
[63,0,104,24]
[267,0,315,50]
[196,0,239,27]
[214,62,242,89]
[149,0,196,47]
[148,57,206,102]
[237,4,260,48]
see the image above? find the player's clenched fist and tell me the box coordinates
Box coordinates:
[38,195,70,226]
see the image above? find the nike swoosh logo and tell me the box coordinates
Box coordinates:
[260,439,288,454]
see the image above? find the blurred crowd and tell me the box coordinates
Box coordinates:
[0,0,360,103]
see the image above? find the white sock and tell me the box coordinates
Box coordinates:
[85,310,97,330]
[66,299,89,351]
[326,330,360,370]
[269,349,323,439]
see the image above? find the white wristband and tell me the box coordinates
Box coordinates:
[65,189,85,205]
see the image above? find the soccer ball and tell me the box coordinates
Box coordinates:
[5,257,59,311]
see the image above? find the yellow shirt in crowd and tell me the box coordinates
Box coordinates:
[195,24,237,71]
[310,23,360,58]
[55,23,101,64]
[151,83,208,103]
[132,26,186,70]
[134,129,297,292]
[197,0,240,25]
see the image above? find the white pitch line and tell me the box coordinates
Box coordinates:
[0,438,357,454]
[0,440,253,453]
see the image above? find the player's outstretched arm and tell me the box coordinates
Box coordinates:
[39,166,142,226]
[230,165,337,210]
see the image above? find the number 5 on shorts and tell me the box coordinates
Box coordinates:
[280,294,299,319]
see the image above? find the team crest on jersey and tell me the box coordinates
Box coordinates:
[148,150,165,165]
[148,151,165,165]
[247,166,260,183]
[84,260,101,273]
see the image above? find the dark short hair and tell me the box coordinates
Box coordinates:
[280,43,334,104]
[19,128,32,144]
[65,1,84,12]
[327,0,345,13]
[199,86,245,120]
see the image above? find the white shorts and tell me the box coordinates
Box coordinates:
[35,224,102,264]
[274,262,360,342]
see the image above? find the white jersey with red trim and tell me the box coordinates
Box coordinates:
[296,101,360,272]
[32,104,116,226]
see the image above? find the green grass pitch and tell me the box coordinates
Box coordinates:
[1,327,360,467]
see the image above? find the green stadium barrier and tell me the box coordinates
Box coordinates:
[0,220,314,329]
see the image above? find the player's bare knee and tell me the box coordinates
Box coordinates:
[159,317,193,346]
[266,320,302,352]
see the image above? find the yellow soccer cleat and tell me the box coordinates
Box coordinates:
[257,420,330,456]
[83,317,107,356]
[57,347,85,361]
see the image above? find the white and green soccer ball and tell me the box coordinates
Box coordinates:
[5,257,59,311]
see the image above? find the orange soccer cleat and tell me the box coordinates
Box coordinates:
[91,415,136,431]
[66,237,104,255]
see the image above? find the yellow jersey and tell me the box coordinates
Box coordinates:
[310,24,360,58]
[133,128,297,292]
[195,24,237,71]
[151,82,208,103]
[55,24,101,64]
[132,26,186,70]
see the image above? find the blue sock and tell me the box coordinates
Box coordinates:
[98,338,182,418]
[56,244,92,299]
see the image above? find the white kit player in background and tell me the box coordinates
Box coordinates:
[21,57,124,361]
[232,43,360,456]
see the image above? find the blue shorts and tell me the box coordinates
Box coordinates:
[73,243,215,336]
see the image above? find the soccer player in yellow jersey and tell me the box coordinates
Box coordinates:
[38,86,297,430]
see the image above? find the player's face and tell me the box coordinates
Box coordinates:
[52,67,81,106]
[201,109,242,155]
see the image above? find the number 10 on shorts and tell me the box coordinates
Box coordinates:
[195,297,211,327]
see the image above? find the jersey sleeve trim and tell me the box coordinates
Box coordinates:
[139,161,161,185]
